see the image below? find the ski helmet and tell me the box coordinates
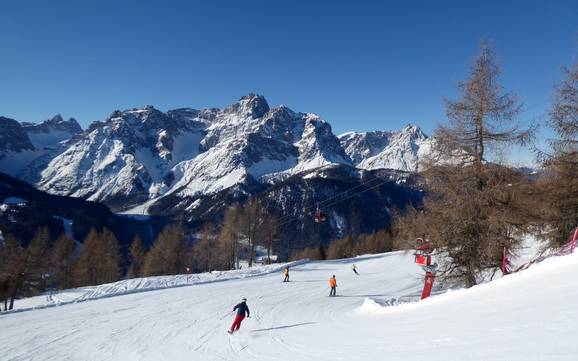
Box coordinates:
[242,297,247,302]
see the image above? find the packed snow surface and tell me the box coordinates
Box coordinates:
[1,250,577,360]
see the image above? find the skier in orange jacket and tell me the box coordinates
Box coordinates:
[329,275,337,296]
[283,267,290,282]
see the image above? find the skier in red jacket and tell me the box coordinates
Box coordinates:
[228,298,250,334]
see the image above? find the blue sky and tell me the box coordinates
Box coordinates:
[0,0,576,163]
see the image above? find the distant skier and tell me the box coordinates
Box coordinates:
[352,264,359,275]
[283,267,290,282]
[329,275,337,297]
[228,298,250,334]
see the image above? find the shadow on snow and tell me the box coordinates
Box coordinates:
[251,322,317,332]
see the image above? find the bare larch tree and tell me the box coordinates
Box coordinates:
[415,41,534,287]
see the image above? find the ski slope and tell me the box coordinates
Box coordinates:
[1,250,577,361]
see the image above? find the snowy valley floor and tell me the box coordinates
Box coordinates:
[1,250,577,361]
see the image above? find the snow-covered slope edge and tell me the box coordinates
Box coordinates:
[360,249,578,315]
[7,260,307,314]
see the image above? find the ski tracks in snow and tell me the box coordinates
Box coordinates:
[0,252,426,361]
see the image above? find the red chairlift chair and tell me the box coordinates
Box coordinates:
[314,207,327,223]
[414,238,432,266]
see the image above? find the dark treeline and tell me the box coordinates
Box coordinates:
[0,227,123,311]
[290,230,396,261]
[0,199,281,311]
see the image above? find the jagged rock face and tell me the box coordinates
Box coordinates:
[0,117,35,154]
[339,125,433,172]
[0,115,82,180]
[2,95,434,224]
[223,93,270,119]
[22,114,83,135]
[35,95,360,212]
[339,130,392,164]
[37,106,210,208]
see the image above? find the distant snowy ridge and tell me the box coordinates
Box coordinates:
[32,94,365,212]
[0,115,82,180]
[1,94,433,215]
[339,124,434,172]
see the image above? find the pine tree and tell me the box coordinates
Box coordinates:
[25,227,52,294]
[219,205,242,270]
[50,234,76,289]
[0,234,26,310]
[544,62,578,246]
[193,223,222,272]
[435,41,532,168]
[238,198,264,267]
[73,228,121,286]
[127,235,146,278]
[291,245,326,261]
[100,228,121,284]
[142,222,192,276]
[259,216,279,264]
[416,42,534,287]
[73,228,100,286]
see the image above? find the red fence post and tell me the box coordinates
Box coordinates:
[421,271,435,300]
[501,245,509,275]
[415,238,436,300]
[571,228,578,254]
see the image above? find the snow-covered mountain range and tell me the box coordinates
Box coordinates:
[0,94,433,215]
[0,115,82,181]
[339,124,432,172]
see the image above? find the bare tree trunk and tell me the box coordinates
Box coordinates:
[235,242,240,269]
[9,293,16,310]
[465,268,477,288]
[248,235,254,268]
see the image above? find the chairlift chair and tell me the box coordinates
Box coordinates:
[314,206,327,223]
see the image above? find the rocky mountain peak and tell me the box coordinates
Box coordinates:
[226,93,270,119]
[338,123,433,172]
[47,115,82,133]
[21,115,83,134]
[0,116,35,153]
[104,106,171,131]
[50,114,64,123]
[401,124,427,139]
